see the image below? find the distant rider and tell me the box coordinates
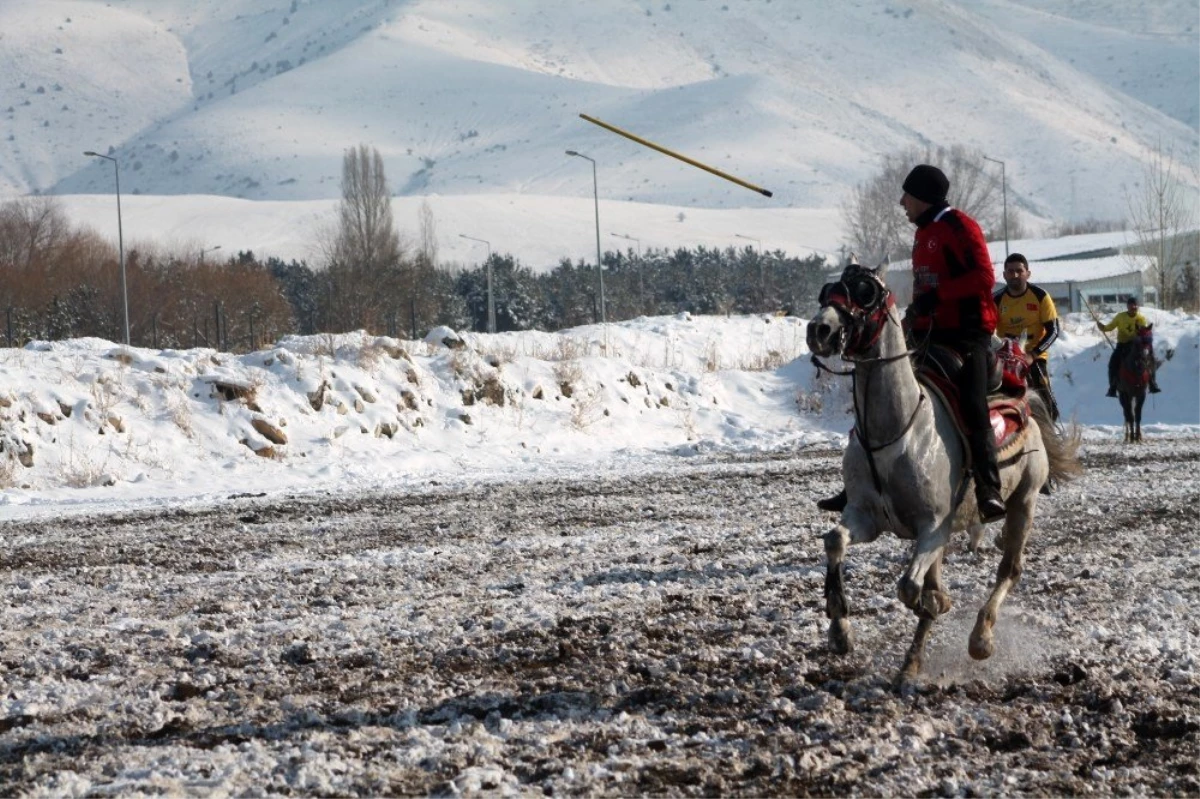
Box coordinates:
[1098,296,1161,396]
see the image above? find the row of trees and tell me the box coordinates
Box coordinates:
[0,196,830,350]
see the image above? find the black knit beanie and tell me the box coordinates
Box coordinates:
[902,164,949,204]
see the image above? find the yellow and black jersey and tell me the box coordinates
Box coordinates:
[994,284,1059,359]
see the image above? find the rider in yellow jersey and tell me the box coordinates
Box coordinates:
[993,253,1061,420]
[1098,296,1161,396]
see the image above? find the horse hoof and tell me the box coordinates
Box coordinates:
[897,576,921,610]
[927,590,952,616]
[968,632,994,661]
[829,619,855,655]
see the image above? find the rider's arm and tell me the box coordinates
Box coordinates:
[933,212,995,307]
[1030,289,1059,356]
[1030,318,1059,357]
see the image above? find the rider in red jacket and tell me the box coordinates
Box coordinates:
[819,164,1006,523]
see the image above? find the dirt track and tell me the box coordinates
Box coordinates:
[1,438,1198,796]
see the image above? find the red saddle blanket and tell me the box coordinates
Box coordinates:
[917,367,1031,451]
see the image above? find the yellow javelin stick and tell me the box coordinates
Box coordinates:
[580,113,773,198]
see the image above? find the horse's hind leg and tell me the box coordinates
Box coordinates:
[970,491,1033,660]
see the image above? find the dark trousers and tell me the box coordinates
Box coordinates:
[1107,342,1131,389]
[1028,358,1060,420]
[930,331,1001,495]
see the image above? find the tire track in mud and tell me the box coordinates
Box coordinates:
[0,440,1196,795]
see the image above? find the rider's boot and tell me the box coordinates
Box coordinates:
[816,488,848,512]
[1149,379,1162,394]
[969,429,1006,523]
[1105,383,1117,398]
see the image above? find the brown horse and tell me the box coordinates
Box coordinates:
[1117,327,1154,442]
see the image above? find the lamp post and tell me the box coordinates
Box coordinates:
[983,155,1008,258]
[199,245,222,264]
[459,233,495,333]
[566,150,606,324]
[84,150,129,345]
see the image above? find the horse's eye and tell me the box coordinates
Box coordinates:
[818,283,834,306]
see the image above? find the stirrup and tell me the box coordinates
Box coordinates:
[817,489,848,513]
[977,492,1006,523]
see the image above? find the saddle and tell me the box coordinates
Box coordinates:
[916,340,1032,463]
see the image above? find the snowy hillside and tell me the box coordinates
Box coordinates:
[1,0,1196,228]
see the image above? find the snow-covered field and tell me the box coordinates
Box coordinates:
[0,438,1197,795]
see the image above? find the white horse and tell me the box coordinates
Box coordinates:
[806,265,1082,686]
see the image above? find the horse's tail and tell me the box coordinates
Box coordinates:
[1029,392,1084,485]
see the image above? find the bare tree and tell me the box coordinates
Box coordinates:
[417,199,438,269]
[324,144,406,332]
[0,196,73,271]
[842,144,1004,264]
[1125,143,1200,308]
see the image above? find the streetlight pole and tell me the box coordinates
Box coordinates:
[459,233,495,333]
[566,150,606,324]
[983,155,1008,258]
[611,232,643,313]
[84,150,129,345]
[199,245,222,264]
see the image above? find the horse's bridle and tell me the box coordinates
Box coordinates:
[814,267,895,359]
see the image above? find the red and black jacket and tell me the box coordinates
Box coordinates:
[909,203,997,336]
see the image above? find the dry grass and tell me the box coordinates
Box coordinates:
[570,388,604,430]
[553,358,583,390]
[59,433,116,488]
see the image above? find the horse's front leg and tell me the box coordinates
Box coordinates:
[824,507,880,655]
[896,529,952,685]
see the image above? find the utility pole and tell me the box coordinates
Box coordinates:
[566,150,606,324]
[84,150,130,345]
[459,233,495,333]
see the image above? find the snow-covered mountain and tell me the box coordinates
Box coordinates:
[1,0,1197,252]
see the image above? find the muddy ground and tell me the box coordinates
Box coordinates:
[1,438,1198,796]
